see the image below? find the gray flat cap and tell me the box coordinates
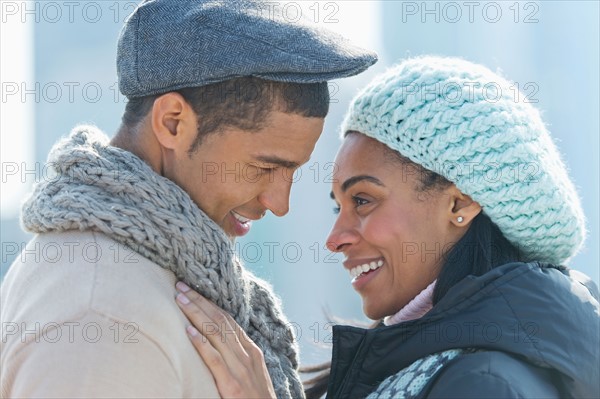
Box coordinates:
[117,0,378,98]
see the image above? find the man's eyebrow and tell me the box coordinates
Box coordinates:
[330,175,385,200]
[253,155,300,169]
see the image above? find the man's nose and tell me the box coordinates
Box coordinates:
[257,173,292,217]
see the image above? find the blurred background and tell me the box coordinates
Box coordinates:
[2,1,598,366]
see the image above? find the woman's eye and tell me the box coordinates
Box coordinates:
[331,197,370,215]
[352,196,369,207]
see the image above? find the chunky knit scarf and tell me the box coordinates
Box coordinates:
[21,125,304,399]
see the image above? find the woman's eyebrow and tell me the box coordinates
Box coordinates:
[341,175,385,192]
[330,175,385,200]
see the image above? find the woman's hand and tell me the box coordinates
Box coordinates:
[175,281,276,399]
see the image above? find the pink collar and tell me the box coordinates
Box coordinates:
[383,280,436,326]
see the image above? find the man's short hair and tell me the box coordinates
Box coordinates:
[121,77,329,152]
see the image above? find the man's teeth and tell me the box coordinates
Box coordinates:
[232,212,251,224]
[350,260,384,278]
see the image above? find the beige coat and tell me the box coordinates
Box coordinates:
[1,230,220,398]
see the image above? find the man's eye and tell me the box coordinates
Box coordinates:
[333,205,340,214]
[260,166,277,173]
[251,166,275,176]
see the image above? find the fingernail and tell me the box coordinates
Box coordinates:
[176,293,190,305]
[187,325,199,337]
[176,281,191,292]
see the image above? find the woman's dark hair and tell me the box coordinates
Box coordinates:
[302,137,523,398]
[432,211,523,303]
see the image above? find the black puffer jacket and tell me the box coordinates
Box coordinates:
[326,262,599,398]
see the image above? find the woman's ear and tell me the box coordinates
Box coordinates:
[151,92,197,151]
[446,185,482,227]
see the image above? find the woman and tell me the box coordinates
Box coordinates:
[174,56,599,398]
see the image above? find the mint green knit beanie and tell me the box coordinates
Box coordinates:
[342,56,585,265]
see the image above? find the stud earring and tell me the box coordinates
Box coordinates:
[457,216,464,223]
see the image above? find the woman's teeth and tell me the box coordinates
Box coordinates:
[350,260,383,278]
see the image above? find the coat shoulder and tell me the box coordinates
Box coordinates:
[1,230,177,326]
[1,231,220,398]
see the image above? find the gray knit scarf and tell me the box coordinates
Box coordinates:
[21,125,304,399]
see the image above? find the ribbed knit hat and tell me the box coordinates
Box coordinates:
[342,56,585,265]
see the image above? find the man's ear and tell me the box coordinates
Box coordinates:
[446,185,482,227]
[150,92,197,151]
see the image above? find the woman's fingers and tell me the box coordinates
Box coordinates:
[175,282,276,398]
[185,325,229,378]
[185,324,251,398]
[175,283,248,362]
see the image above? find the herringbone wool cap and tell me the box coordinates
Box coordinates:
[117,0,377,98]
[342,56,586,265]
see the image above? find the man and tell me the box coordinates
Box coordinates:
[0,1,376,397]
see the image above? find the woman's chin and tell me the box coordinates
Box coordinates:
[363,304,391,321]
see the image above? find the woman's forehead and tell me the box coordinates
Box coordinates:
[333,134,420,189]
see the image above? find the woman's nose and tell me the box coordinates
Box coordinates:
[326,215,359,252]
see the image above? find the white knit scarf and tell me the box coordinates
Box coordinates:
[21,125,304,399]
